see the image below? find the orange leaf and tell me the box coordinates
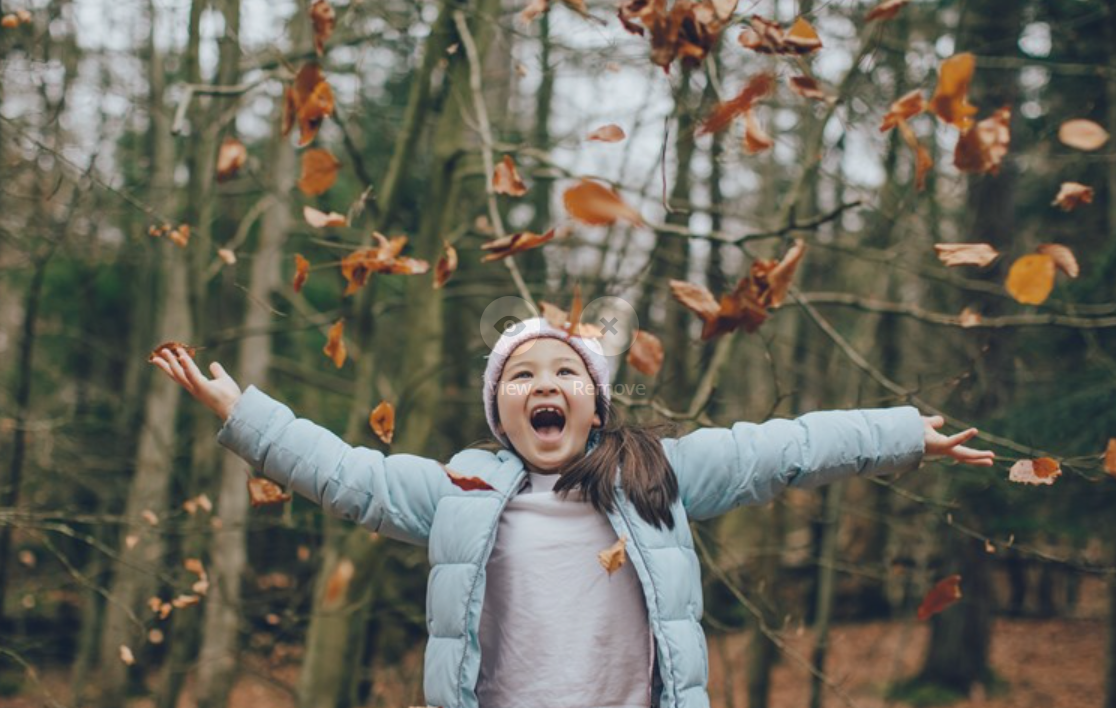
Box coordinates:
[1008,457,1062,486]
[954,106,1011,175]
[669,280,721,322]
[563,180,643,226]
[218,248,237,265]
[933,243,1000,268]
[738,15,821,55]
[309,0,335,55]
[896,119,932,190]
[480,228,559,262]
[627,329,664,377]
[865,0,910,22]
[598,535,628,575]
[788,75,830,102]
[785,17,822,52]
[742,109,773,154]
[929,53,978,129]
[303,205,347,227]
[1005,253,1056,305]
[323,558,354,607]
[434,240,458,289]
[285,63,335,146]
[147,340,199,363]
[697,72,774,135]
[369,400,395,444]
[171,594,200,609]
[762,238,806,308]
[167,224,191,248]
[959,307,982,328]
[442,463,495,492]
[587,124,626,142]
[293,254,310,293]
[1035,243,1079,278]
[1104,439,1116,478]
[247,477,292,506]
[323,319,346,368]
[493,155,528,197]
[917,575,962,620]
[1058,119,1109,152]
[880,89,925,132]
[1051,182,1094,212]
[1,14,20,28]
[216,137,247,182]
[298,148,340,196]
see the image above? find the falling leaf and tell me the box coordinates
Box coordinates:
[147,340,199,363]
[598,535,628,575]
[309,0,335,55]
[442,463,495,492]
[788,75,829,102]
[324,319,346,368]
[171,594,200,609]
[247,477,292,506]
[929,53,978,129]
[1104,439,1116,478]
[621,0,735,69]
[539,286,604,339]
[119,645,136,666]
[1,14,19,28]
[293,254,310,293]
[1035,243,1079,279]
[738,15,821,55]
[933,243,1000,268]
[340,233,429,295]
[284,63,335,147]
[434,240,458,289]
[1052,182,1094,212]
[480,228,558,262]
[1008,457,1061,485]
[954,106,1011,175]
[298,148,340,196]
[324,558,355,607]
[895,119,932,190]
[697,72,774,135]
[217,248,237,265]
[880,90,926,132]
[493,155,528,197]
[959,307,982,328]
[303,205,347,228]
[141,509,159,526]
[1058,119,1109,151]
[369,401,395,444]
[216,137,248,182]
[17,550,35,567]
[761,238,806,308]
[917,575,962,620]
[670,281,722,322]
[125,534,140,550]
[563,180,643,226]
[742,109,773,154]
[167,224,191,248]
[1005,253,1056,305]
[865,0,910,22]
[587,124,626,142]
[627,330,664,377]
[184,558,205,576]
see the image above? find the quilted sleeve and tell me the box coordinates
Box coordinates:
[216,385,448,545]
[663,407,925,521]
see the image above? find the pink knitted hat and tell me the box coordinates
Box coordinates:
[483,317,611,447]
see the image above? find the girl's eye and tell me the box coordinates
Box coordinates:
[512,371,530,379]
[559,368,575,375]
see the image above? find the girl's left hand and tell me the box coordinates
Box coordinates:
[922,415,996,466]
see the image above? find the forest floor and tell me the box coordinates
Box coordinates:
[0,616,1105,708]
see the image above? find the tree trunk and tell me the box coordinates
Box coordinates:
[808,481,844,708]
[745,500,785,708]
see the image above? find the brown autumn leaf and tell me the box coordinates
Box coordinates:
[217,248,237,265]
[1036,243,1079,278]
[293,254,310,293]
[959,307,982,328]
[697,72,774,135]
[598,535,628,575]
[171,594,200,609]
[324,318,346,368]
[370,400,395,445]
[303,205,347,228]
[742,109,773,154]
[1058,119,1109,152]
[434,240,458,289]
[929,53,978,129]
[309,0,335,56]
[788,75,830,102]
[298,148,340,196]
[284,63,335,147]
[670,280,722,322]
[493,154,528,197]
[1008,457,1062,486]
[865,0,910,22]
[539,286,605,339]
[627,329,664,377]
[119,645,136,666]
[1005,253,1056,305]
[894,119,932,190]
[1052,182,1094,212]
[587,124,627,142]
[563,180,643,226]
[216,137,248,182]
[954,106,1011,175]
[761,238,806,308]
[738,15,821,55]
[933,243,1001,268]
[147,340,199,363]
[247,477,292,506]
[1104,439,1116,478]
[880,89,926,132]
[442,463,495,492]
[1,14,20,28]
[340,233,430,295]
[626,0,733,70]
[166,224,190,248]
[917,575,962,620]
[323,558,354,607]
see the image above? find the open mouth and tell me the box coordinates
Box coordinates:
[530,406,566,442]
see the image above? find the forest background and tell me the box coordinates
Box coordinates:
[1,0,1115,706]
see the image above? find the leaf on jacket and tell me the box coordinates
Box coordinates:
[1052,182,1094,212]
[1005,253,1056,305]
[627,329,663,377]
[598,535,628,575]
[248,477,293,506]
[293,254,310,293]
[323,318,346,368]
[1058,119,1109,152]
[933,243,1000,268]
[323,558,355,607]
[1008,457,1061,486]
[370,401,395,444]
[434,240,458,289]
[587,124,626,142]
[441,463,495,492]
[917,574,961,620]
[493,155,528,197]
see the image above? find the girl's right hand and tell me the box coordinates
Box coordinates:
[151,346,242,421]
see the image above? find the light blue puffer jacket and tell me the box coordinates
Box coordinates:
[217,385,925,708]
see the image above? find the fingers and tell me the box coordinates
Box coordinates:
[156,348,192,390]
[176,346,210,388]
[209,361,229,380]
[952,445,996,466]
[944,427,979,446]
[924,415,945,429]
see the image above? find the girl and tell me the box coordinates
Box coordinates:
[152,316,993,708]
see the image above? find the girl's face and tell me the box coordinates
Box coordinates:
[495,337,602,473]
